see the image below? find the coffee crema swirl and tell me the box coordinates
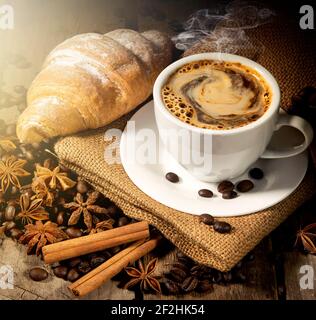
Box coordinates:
[162,60,271,130]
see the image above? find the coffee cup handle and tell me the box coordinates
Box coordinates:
[260,114,314,159]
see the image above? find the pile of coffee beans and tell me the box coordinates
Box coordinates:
[165,167,264,200]
[51,249,115,282]
[161,251,252,295]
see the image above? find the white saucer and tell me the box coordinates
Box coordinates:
[120,101,308,217]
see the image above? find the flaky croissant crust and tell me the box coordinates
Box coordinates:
[17,29,173,143]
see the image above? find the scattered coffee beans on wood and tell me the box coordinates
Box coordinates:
[53,266,68,279]
[236,180,254,193]
[217,180,234,193]
[77,261,92,274]
[67,257,82,268]
[198,189,213,198]
[29,267,48,282]
[163,279,180,295]
[67,268,80,282]
[165,172,179,183]
[249,168,264,180]
[181,276,199,293]
[65,227,82,238]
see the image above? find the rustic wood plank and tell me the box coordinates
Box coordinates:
[283,252,316,300]
[271,196,316,300]
[144,238,278,300]
[0,237,134,300]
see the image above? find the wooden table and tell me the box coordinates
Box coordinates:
[0,0,315,300]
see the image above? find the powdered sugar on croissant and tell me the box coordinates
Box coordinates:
[17,29,173,143]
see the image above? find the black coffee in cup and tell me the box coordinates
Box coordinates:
[161,60,272,130]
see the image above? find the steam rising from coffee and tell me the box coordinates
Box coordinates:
[172,1,275,60]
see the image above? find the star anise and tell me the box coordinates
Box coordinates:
[19,221,68,255]
[31,177,55,207]
[64,191,109,230]
[89,219,115,234]
[0,155,30,192]
[35,164,76,191]
[124,258,161,294]
[295,223,316,254]
[16,193,49,225]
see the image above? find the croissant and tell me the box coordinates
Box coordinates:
[17,29,173,143]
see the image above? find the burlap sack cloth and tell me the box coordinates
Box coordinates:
[55,18,316,272]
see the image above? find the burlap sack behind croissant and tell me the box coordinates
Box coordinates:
[55,15,316,271]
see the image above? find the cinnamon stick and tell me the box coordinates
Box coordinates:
[42,221,149,264]
[68,237,160,297]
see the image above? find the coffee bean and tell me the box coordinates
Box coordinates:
[222,190,237,199]
[196,280,213,293]
[106,205,117,218]
[67,257,82,268]
[181,276,198,292]
[110,246,121,255]
[249,167,264,180]
[212,271,223,283]
[217,180,234,193]
[53,266,68,279]
[169,267,187,282]
[65,227,82,238]
[223,271,233,282]
[117,216,130,227]
[29,267,48,282]
[213,221,232,234]
[177,256,194,268]
[198,189,213,198]
[234,270,247,282]
[165,172,179,183]
[56,212,64,225]
[78,261,91,274]
[199,213,214,225]
[90,256,106,268]
[164,280,180,295]
[67,268,80,282]
[171,262,189,274]
[190,265,206,277]
[76,180,88,194]
[86,253,98,260]
[236,180,254,192]
[100,250,112,260]
[4,205,16,221]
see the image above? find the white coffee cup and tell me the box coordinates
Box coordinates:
[153,52,314,182]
